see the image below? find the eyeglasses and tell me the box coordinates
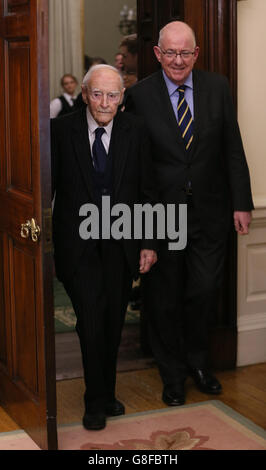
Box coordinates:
[159,48,195,60]
[89,90,122,103]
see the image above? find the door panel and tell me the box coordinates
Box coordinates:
[11,245,38,394]
[137,0,184,80]
[8,41,32,192]
[137,0,238,370]
[7,0,30,14]
[0,234,7,367]
[0,0,57,450]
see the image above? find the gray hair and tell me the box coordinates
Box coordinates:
[158,21,197,48]
[82,64,124,89]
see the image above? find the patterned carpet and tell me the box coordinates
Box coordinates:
[54,277,140,333]
[54,278,154,379]
[1,401,265,450]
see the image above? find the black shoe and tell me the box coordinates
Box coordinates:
[190,368,222,395]
[105,399,125,417]
[162,383,186,407]
[82,411,106,430]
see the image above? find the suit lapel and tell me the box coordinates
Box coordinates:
[111,112,131,199]
[72,107,94,198]
[190,69,207,159]
[154,71,186,153]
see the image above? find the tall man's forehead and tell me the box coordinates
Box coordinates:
[160,21,196,47]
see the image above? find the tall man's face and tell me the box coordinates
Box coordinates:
[82,69,125,127]
[153,24,199,86]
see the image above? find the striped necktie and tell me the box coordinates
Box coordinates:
[177,86,194,151]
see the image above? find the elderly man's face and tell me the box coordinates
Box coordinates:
[82,69,124,126]
[154,25,199,85]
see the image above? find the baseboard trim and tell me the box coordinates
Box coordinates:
[238,312,266,332]
[237,327,266,366]
[253,196,266,210]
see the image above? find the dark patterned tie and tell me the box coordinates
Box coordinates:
[92,127,107,173]
[177,86,194,151]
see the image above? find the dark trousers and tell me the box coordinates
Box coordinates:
[142,201,228,386]
[63,241,132,413]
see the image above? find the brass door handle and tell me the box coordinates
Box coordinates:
[20,220,31,239]
[20,218,41,242]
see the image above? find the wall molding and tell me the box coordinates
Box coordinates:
[237,328,266,366]
[253,196,266,211]
[238,312,266,332]
[237,204,266,366]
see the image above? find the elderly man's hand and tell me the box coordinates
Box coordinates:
[139,249,157,274]
[233,211,252,235]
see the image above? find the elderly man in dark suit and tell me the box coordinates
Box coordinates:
[51,65,157,431]
[125,21,254,406]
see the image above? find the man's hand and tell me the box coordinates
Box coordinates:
[139,249,157,274]
[233,211,252,235]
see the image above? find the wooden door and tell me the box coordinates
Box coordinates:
[137,0,238,370]
[0,0,57,450]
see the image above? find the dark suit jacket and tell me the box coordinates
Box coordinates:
[125,69,254,237]
[51,107,157,282]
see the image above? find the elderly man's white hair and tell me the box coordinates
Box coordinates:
[82,64,124,88]
[158,21,197,48]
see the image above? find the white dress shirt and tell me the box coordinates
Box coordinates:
[50,92,77,119]
[162,70,194,121]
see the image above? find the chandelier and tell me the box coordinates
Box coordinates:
[118,5,137,36]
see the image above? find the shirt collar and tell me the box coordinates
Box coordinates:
[162,70,193,96]
[86,107,113,138]
[63,92,77,100]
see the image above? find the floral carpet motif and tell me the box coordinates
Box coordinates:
[81,427,212,451]
[1,401,266,450]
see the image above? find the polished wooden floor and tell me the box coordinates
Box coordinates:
[0,362,266,433]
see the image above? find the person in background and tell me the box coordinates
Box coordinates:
[50,74,78,119]
[120,34,138,89]
[125,21,253,407]
[92,56,107,66]
[84,55,107,72]
[114,52,124,72]
[120,34,138,74]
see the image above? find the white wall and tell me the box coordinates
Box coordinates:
[238,0,266,206]
[237,0,266,366]
[84,0,136,67]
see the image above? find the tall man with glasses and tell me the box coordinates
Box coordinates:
[51,65,157,430]
[125,21,253,406]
